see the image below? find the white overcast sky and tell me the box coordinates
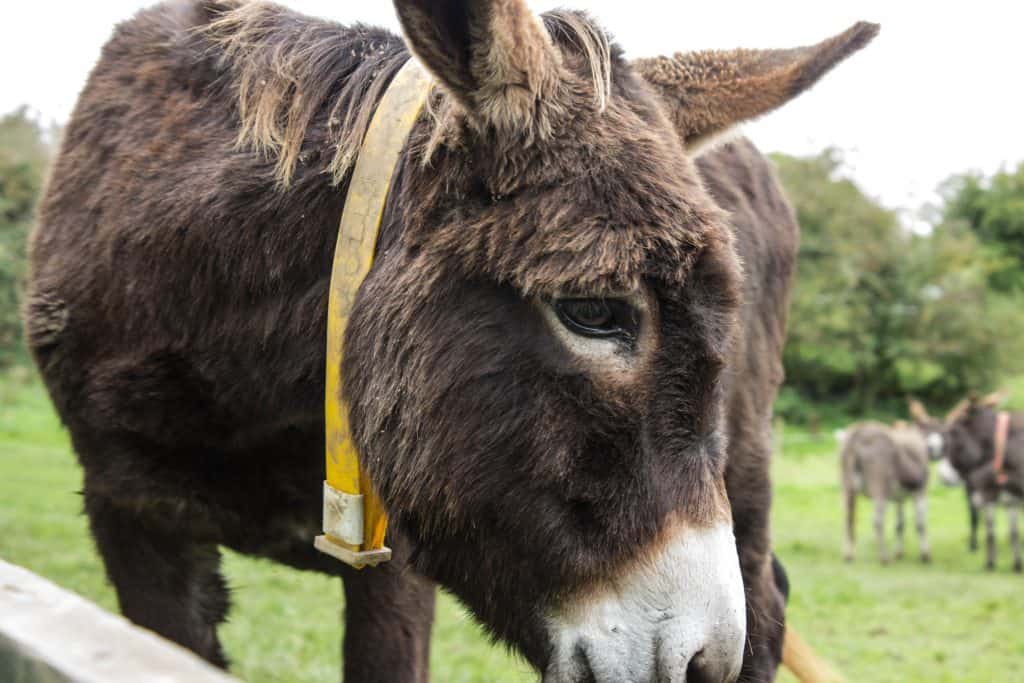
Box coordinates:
[3,1,1022,215]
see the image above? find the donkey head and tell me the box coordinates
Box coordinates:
[912,393,1007,486]
[342,2,876,679]
[910,398,949,462]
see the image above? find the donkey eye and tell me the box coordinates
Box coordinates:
[553,299,637,338]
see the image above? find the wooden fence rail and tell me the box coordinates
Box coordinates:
[0,558,239,682]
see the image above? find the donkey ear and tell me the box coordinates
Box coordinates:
[392,0,560,126]
[981,389,1009,407]
[946,398,971,424]
[908,399,931,423]
[633,22,879,152]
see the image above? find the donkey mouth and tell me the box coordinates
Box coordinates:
[938,458,963,487]
[544,521,745,682]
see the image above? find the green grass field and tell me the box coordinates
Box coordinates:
[2,373,1022,682]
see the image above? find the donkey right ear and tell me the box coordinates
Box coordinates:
[633,22,879,154]
[392,0,561,129]
[980,389,1009,408]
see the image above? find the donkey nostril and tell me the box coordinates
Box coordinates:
[685,650,717,683]
[573,641,598,683]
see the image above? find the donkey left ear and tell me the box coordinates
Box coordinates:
[946,397,971,424]
[633,22,879,153]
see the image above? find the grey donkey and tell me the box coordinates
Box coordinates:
[839,421,935,564]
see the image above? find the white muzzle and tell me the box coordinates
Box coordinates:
[545,522,746,682]
[938,458,963,487]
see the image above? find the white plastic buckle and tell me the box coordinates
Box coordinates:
[313,535,391,568]
[322,481,365,546]
[316,482,392,568]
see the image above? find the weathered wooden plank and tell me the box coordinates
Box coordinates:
[0,559,240,683]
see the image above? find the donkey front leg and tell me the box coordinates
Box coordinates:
[874,497,889,565]
[843,487,857,563]
[341,539,436,683]
[893,501,905,560]
[914,494,931,563]
[967,488,979,552]
[1009,505,1022,573]
[85,492,230,666]
[984,504,998,571]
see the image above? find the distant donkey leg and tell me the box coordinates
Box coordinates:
[967,489,979,552]
[1009,506,1022,573]
[85,492,229,666]
[914,494,931,563]
[893,501,905,560]
[873,497,889,565]
[843,487,857,562]
[341,541,435,683]
[984,504,998,571]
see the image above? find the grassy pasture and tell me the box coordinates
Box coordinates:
[1,375,1022,682]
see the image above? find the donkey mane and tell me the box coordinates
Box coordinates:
[202,1,614,186]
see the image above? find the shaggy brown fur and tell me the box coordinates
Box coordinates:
[25,0,875,680]
[839,422,932,565]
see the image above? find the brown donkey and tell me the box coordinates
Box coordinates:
[24,1,876,680]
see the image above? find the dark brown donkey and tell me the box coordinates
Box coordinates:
[24,1,876,680]
[914,397,1024,572]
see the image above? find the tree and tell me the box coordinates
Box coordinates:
[774,149,908,412]
[771,149,1023,416]
[940,164,1024,293]
[0,107,55,367]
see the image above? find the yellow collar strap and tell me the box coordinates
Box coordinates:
[314,58,433,569]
